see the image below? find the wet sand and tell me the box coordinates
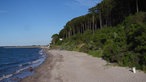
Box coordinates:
[21,49,146,82]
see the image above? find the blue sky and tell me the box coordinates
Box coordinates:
[0,0,101,46]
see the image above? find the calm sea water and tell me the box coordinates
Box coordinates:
[0,47,46,82]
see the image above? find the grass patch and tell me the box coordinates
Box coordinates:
[88,49,103,57]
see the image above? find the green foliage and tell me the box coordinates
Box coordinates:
[118,52,140,67]
[103,40,119,62]
[50,0,146,72]
[142,65,146,72]
[51,34,59,44]
[124,12,146,26]
[126,24,146,52]
[88,49,103,57]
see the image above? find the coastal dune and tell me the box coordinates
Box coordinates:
[21,49,146,82]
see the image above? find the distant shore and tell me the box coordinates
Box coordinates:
[1,45,47,48]
[21,49,146,82]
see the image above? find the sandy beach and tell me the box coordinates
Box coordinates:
[21,49,146,82]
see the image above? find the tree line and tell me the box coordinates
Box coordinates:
[51,0,145,40]
[51,0,146,72]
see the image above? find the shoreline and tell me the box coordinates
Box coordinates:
[21,49,146,82]
[21,47,53,82]
[0,45,45,48]
[0,47,46,82]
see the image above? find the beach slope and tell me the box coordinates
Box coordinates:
[21,49,146,82]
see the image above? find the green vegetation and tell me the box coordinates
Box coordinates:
[50,0,146,72]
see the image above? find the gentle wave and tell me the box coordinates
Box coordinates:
[0,62,20,67]
[0,66,28,81]
[0,49,46,81]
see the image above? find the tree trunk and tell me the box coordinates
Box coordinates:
[95,23,97,30]
[136,0,139,13]
[88,21,90,30]
[92,14,95,33]
[82,23,85,33]
[99,10,103,29]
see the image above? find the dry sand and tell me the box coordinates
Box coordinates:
[21,49,146,82]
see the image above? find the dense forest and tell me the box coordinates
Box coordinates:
[51,0,146,71]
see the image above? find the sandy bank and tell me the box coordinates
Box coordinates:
[21,49,146,82]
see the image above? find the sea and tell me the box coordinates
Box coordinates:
[0,47,46,82]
